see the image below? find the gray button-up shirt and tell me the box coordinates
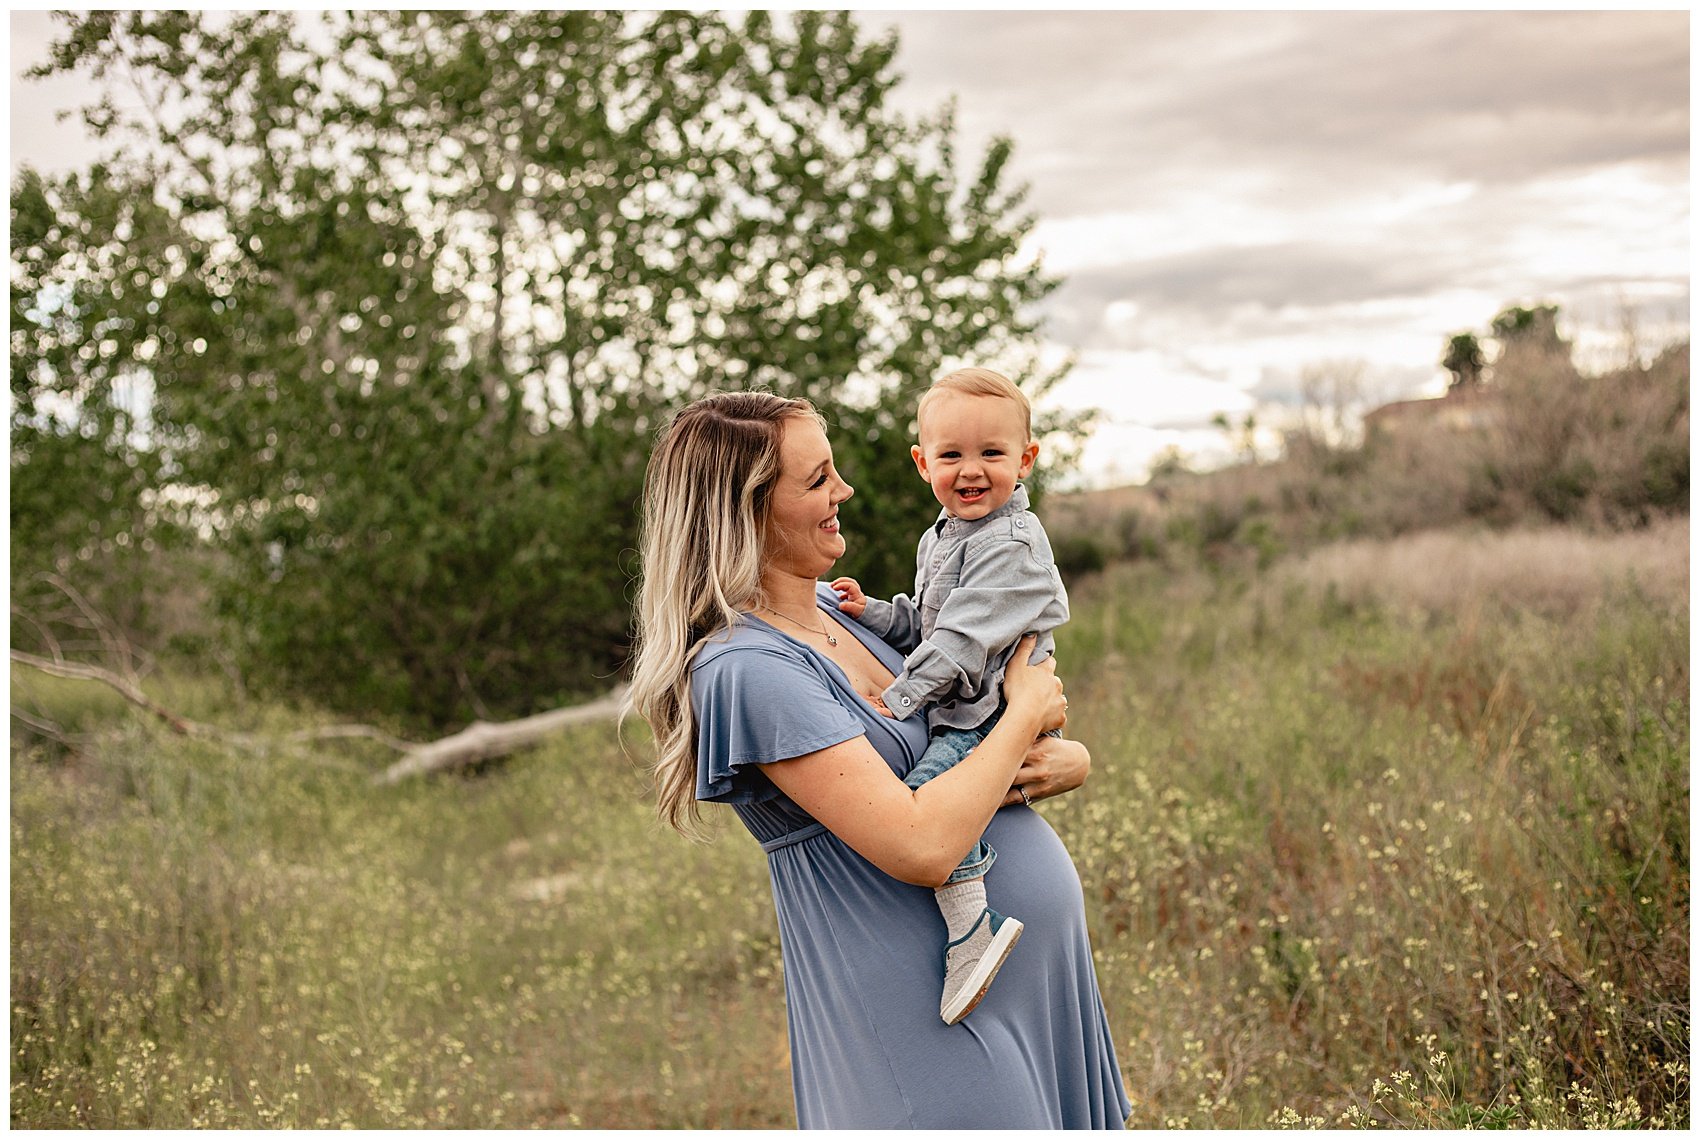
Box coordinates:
[859,484,1070,732]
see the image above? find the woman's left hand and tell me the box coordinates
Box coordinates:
[1004,734,1091,807]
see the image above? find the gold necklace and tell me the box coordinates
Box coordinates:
[760,605,838,647]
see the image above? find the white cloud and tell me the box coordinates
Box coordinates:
[1046,348,1258,428]
[1049,418,1238,492]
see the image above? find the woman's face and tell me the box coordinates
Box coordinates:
[764,416,854,581]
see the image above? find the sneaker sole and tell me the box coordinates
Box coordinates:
[942,917,1024,1025]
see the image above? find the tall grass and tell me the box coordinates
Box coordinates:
[10,522,1689,1127]
[1056,520,1688,1127]
[10,682,790,1128]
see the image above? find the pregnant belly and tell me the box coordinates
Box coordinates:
[979,806,1087,931]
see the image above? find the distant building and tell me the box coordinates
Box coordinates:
[1362,385,1503,438]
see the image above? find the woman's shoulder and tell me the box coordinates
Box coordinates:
[693,619,786,669]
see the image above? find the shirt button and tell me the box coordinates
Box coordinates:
[901,697,913,706]
[1015,518,1025,528]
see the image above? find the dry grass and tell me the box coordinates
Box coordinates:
[1278,515,1688,618]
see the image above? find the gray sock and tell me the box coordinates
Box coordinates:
[935,877,987,942]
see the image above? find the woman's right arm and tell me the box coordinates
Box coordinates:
[762,635,1066,887]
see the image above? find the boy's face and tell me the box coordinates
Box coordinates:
[910,392,1039,521]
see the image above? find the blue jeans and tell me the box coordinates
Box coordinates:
[904,708,1004,885]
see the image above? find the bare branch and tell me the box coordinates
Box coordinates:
[39,570,124,664]
[11,706,71,743]
[112,16,221,199]
[10,650,209,737]
[36,571,153,677]
[9,604,65,662]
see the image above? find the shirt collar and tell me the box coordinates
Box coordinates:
[931,483,1030,534]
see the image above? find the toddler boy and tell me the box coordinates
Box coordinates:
[832,367,1069,1025]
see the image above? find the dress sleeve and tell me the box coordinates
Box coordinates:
[691,647,866,803]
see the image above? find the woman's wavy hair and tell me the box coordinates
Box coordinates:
[628,390,824,837]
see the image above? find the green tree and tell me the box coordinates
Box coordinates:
[1441,332,1485,391]
[1488,303,1573,393]
[1211,410,1260,465]
[10,165,194,646]
[14,10,1077,726]
[1489,303,1565,353]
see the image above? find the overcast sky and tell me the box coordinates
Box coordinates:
[11,9,1691,486]
[867,9,1689,483]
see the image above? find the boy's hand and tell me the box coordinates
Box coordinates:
[830,576,868,618]
[869,694,897,718]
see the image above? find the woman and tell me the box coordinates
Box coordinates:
[629,392,1130,1128]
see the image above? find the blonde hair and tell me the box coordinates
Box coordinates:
[628,390,823,837]
[916,367,1033,439]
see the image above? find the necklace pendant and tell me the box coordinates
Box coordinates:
[760,605,839,647]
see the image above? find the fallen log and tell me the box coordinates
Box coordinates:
[371,685,630,785]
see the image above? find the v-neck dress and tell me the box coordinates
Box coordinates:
[689,583,1130,1129]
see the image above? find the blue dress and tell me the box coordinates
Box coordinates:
[690,584,1130,1129]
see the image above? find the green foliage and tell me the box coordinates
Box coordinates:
[1050,506,1163,583]
[1051,532,1109,580]
[1489,303,1565,352]
[1441,330,1485,391]
[10,167,190,641]
[1155,495,1283,572]
[13,10,1076,725]
[1238,516,1281,570]
[1636,440,1689,512]
[1529,456,1597,521]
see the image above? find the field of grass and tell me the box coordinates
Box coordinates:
[10,520,1689,1127]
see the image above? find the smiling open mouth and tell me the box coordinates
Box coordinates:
[957,488,988,501]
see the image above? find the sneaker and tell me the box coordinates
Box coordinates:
[940,907,1024,1025]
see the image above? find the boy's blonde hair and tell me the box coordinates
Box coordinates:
[917,367,1032,439]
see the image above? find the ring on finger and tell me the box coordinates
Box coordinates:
[1018,785,1033,807]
